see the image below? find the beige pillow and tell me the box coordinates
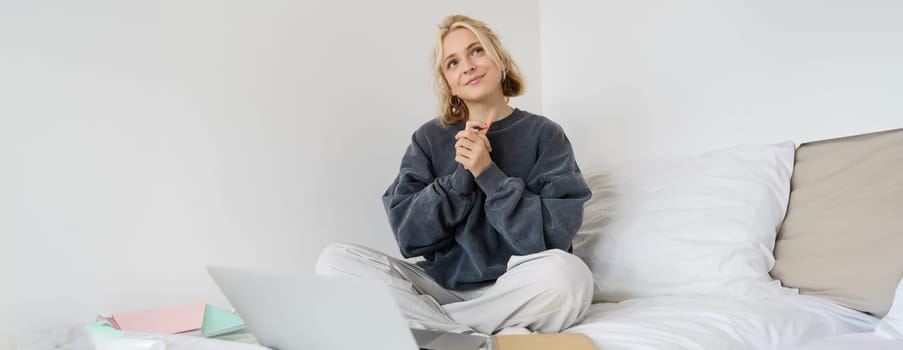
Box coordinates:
[772,128,903,317]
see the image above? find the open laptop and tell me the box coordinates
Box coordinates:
[206,265,489,350]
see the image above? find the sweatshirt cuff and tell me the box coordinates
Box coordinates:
[475,162,507,194]
[448,165,475,194]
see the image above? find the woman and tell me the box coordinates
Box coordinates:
[315,14,593,335]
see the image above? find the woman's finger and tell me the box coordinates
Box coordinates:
[456,141,472,152]
[456,130,478,142]
[465,120,487,132]
[457,135,478,147]
[465,134,490,154]
[476,133,492,152]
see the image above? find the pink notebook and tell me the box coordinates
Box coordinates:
[107,303,206,334]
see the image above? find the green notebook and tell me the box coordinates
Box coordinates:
[201,304,246,337]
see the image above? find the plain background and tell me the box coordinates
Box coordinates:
[1,0,901,347]
[542,0,902,166]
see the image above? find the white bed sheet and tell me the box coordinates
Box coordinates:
[564,294,878,350]
[793,333,903,350]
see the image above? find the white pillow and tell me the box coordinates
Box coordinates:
[876,276,903,339]
[573,142,799,302]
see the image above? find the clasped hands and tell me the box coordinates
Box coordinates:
[454,120,493,177]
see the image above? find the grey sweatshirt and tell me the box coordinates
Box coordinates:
[382,108,592,290]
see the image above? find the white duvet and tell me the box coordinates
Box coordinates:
[564,294,878,350]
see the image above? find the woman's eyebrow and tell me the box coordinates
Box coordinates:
[444,42,481,62]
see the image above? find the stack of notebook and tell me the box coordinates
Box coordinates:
[98,303,245,337]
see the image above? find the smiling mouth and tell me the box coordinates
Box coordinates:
[466,74,485,86]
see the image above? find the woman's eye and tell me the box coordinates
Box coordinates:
[472,47,484,56]
[447,60,457,69]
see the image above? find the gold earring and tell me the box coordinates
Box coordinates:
[451,95,461,114]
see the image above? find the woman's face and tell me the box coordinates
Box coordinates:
[441,28,502,104]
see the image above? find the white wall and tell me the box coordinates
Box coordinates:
[0,1,540,346]
[541,0,903,167]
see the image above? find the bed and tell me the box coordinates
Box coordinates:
[563,128,903,350]
[16,293,880,350]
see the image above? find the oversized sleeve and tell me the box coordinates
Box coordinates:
[474,125,591,255]
[382,132,477,258]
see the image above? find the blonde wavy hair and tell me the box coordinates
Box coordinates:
[432,15,525,127]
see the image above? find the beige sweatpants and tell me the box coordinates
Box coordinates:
[314,243,594,335]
